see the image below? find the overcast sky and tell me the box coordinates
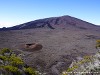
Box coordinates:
[0,0,100,28]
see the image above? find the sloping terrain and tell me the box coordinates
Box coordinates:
[0,15,100,75]
[0,15,100,31]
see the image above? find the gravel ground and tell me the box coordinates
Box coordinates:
[0,27,100,74]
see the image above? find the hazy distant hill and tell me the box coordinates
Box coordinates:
[0,15,100,75]
[0,15,100,31]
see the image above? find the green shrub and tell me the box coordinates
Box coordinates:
[24,67,37,75]
[0,48,12,55]
[10,54,24,66]
[3,65,18,72]
[96,40,100,48]
[0,48,39,75]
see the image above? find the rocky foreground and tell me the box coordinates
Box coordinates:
[62,41,100,75]
[0,15,100,75]
[0,40,100,75]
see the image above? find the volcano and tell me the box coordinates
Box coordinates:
[0,15,100,75]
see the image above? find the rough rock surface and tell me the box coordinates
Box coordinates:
[0,15,100,75]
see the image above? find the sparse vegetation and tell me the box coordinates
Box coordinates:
[0,48,39,75]
[62,40,100,75]
[96,40,100,49]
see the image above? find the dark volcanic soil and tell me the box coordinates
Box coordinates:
[0,15,100,75]
[0,27,100,75]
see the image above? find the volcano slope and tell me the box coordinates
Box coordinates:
[0,15,100,75]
